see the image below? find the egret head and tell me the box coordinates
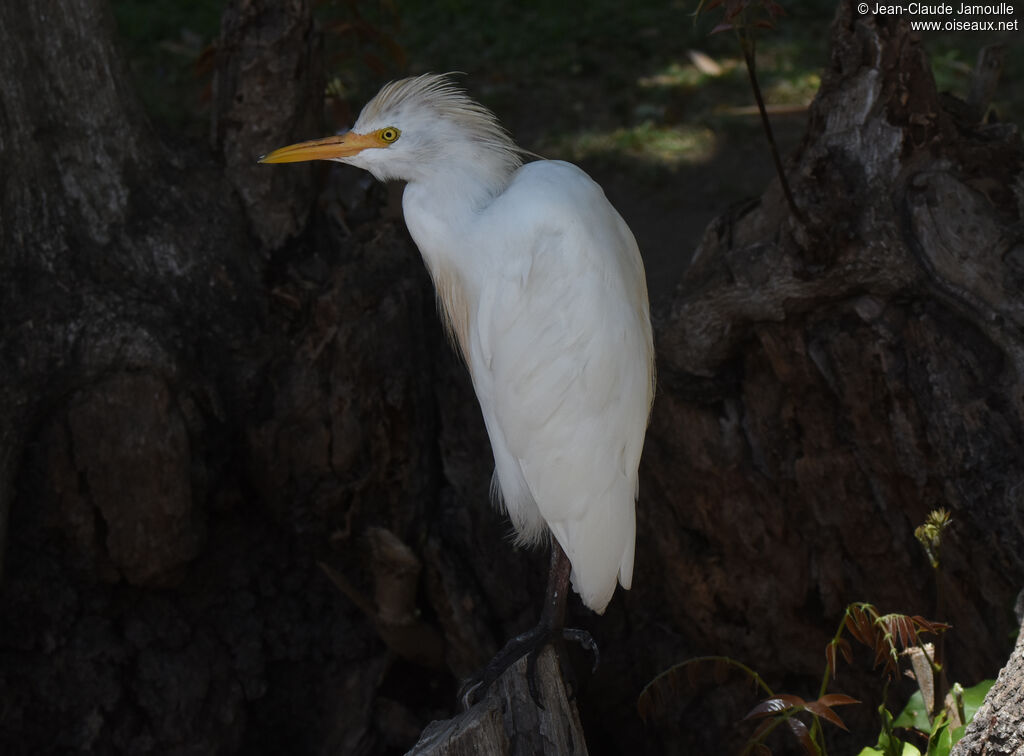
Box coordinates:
[260,73,522,185]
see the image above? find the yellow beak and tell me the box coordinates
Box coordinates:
[258,132,381,164]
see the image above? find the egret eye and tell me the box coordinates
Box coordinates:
[379,127,401,144]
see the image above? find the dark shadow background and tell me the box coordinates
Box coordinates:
[1,1,1022,754]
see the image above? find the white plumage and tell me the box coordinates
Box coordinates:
[262,74,654,614]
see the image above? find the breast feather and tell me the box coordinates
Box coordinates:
[429,260,473,366]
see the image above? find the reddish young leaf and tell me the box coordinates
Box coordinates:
[825,637,855,678]
[744,694,805,720]
[817,693,860,707]
[892,615,915,649]
[912,616,951,635]
[804,701,850,731]
[846,606,876,647]
[843,613,860,643]
[873,642,898,678]
[838,638,853,666]
[786,717,817,756]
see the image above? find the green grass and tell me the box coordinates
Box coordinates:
[545,121,719,168]
[926,38,1022,123]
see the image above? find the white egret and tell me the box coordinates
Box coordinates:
[261,73,654,698]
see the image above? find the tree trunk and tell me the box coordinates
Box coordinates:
[0,1,443,753]
[1,0,1023,754]
[952,611,1024,755]
[0,0,256,583]
[406,647,589,756]
[634,1,1024,750]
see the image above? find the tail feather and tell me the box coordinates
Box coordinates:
[549,486,636,615]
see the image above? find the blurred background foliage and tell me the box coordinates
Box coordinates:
[112,0,1021,153]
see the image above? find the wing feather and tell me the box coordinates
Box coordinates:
[467,161,653,613]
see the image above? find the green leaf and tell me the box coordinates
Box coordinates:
[892,690,931,732]
[877,703,901,756]
[890,678,996,744]
[926,711,952,756]
[872,703,923,756]
[960,679,995,725]
[856,744,922,756]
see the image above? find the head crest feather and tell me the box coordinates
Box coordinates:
[358,73,523,173]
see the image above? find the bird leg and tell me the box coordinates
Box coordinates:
[459,541,599,710]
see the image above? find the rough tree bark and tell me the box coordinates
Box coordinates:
[953,612,1024,755]
[1,0,1022,754]
[0,0,444,752]
[406,647,588,756]
[0,0,256,587]
[635,2,1024,750]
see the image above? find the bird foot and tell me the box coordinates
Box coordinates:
[459,625,599,711]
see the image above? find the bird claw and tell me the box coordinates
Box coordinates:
[562,627,600,673]
[458,625,546,710]
[458,678,486,710]
[457,625,600,710]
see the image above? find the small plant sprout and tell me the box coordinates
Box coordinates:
[914,509,952,571]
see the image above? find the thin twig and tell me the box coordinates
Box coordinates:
[740,39,806,224]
